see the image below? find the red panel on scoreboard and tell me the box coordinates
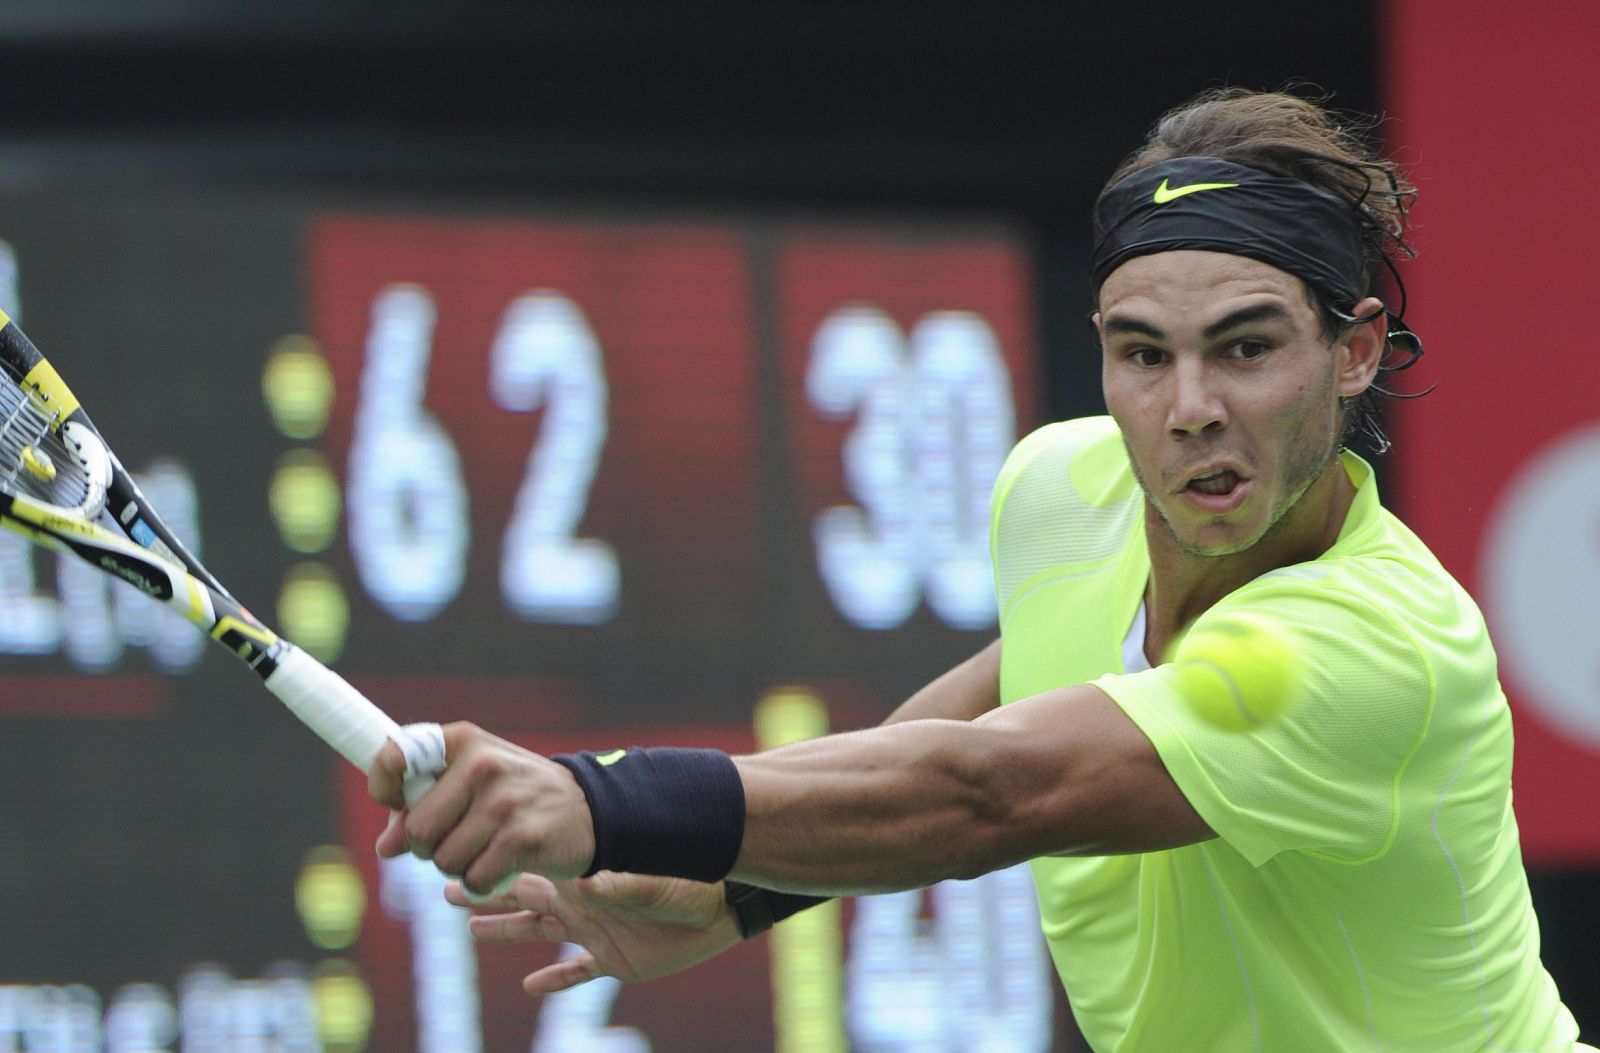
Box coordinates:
[305,216,761,691]
[1387,0,1600,861]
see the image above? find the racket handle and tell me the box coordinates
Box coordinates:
[264,644,438,802]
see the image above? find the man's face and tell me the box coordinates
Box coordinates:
[1096,250,1361,558]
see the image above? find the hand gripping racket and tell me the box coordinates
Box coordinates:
[0,309,447,805]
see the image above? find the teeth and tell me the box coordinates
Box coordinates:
[1189,469,1239,495]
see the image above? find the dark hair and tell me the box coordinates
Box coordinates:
[1104,87,1424,453]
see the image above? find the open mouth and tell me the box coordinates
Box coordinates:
[1186,468,1242,496]
[1179,466,1252,514]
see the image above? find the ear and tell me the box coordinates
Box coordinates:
[1336,296,1386,398]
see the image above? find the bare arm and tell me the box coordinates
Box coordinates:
[363,643,1129,997]
[881,637,1001,725]
[371,682,1209,897]
[731,683,1212,896]
[367,642,1206,942]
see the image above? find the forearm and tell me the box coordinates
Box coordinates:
[731,715,1034,896]
[717,639,1001,927]
[534,680,1202,906]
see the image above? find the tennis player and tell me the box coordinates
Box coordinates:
[371,88,1591,1050]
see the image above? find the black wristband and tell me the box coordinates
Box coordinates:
[722,880,832,939]
[552,747,744,883]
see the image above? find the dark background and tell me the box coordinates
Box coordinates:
[0,0,1381,429]
[0,0,1593,1045]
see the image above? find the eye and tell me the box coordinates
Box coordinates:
[1127,347,1166,367]
[1226,339,1272,361]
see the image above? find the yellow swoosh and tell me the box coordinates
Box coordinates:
[1152,178,1239,204]
[596,748,628,766]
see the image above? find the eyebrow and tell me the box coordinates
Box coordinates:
[1100,302,1298,342]
[1200,303,1296,340]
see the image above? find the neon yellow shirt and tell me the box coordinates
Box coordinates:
[991,417,1584,1052]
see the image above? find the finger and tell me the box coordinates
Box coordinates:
[367,740,408,807]
[401,724,492,862]
[579,870,669,910]
[573,870,613,896]
[373,721,476,808]
[443,879,519,912]
[469,910,559,944]
[461,831,532,898]
[439,721,481,764]
[506,873,562,913]
[402,767,474,863]
[375,809,409,859]
[430,811,497,882]
[523,951,604,996]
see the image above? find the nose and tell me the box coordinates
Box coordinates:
[1166,359,1226,437]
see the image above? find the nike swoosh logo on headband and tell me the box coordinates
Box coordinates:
[1152,178,1240,204]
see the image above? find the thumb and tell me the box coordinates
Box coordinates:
[375,809,409,859]
[578,870,677,911]
[577,870,633,904]
[368,739,408,808]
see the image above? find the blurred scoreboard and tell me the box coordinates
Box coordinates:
[0,192,1078,1050]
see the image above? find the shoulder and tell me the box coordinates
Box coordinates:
[1104,582,1442,864]
[993,416,1132,511]
[1220,572,1434,725]
[1247,502,1497,704]
[990,416,1140,557]
[990,417,1143,621]
[1212,546,1506,792]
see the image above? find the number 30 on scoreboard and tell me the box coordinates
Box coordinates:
[807,305,1014,631]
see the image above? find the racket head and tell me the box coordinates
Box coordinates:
[0,313,448,851]
[0,312,232,598]
[0,329,110,521]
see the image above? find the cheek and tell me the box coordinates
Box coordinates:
[1102,369,1154,426]
[1100,358,1119,403]
[1267,375,1342,460]
[1264,356,1337,421]
[1295,368,1341,426]
[1103,389,1153,449]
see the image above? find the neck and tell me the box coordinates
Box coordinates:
[1142,453,1356,661]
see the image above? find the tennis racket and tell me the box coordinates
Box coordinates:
[0,308,444,804]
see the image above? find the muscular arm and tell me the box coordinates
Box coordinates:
[371,644,1208,905]
[366,640,1202,993]
[732,682,1212,896]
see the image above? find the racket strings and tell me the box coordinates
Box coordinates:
[0,379,93,510]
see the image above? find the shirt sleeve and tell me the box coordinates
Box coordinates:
[1093,579,1435,867]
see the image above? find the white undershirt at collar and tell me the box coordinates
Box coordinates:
[1123,600,1152,674]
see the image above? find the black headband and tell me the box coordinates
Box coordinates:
[1091,156,1368,306]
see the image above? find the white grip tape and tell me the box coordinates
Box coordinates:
[393,722,445,808]
[395,722,446,778]
[264,645,398,770]
[263,645,431,805]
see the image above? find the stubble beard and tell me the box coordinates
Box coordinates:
[1129,417,1343,561]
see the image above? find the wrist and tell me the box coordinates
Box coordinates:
[723,879,776,938]
[721,880,832,939]
[566,773,598,878]
[552,747,744,883]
